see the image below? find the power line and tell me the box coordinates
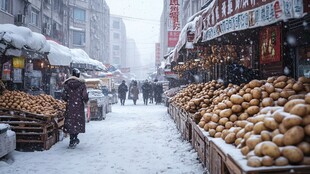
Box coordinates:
[111,14,160,23]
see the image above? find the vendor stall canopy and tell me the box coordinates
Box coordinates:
[0,24,50,56]
[0,24,106,70]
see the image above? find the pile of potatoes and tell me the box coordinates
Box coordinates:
[0,90,66,117]
[170,80,225,113]
[194,76,310,167]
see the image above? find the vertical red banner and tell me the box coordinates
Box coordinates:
[168,31,180,47]
[259,26,281,64]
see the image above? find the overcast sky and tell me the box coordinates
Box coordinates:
[105,0,163,70]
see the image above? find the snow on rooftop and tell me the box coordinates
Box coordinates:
[0,24,50,53]
[47,40,72,66]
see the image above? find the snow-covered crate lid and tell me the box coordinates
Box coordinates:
[0,123,9,134]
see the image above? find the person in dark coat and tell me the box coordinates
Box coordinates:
[130,83,139,105]
[118,80,128,105]
[141,80,151,105]
[153,79,163,104]
[62,68,89,148]
[149,82,154,104]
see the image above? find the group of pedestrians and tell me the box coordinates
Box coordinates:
[118,79,163,106]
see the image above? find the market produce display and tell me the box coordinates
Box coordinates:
[169,75,310,167]
[0,90,66,117]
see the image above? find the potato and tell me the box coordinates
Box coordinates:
[262,98,274,107]
[229,114,238,122]
[209,129,216,137]
[251,88,262,99]
[232,105,243,113]
[241,146,250,156]
[274,82,286,88]
[244,122,254,132]
[280,90,296,99]
[279,123,288,134]
[297,142,310,155]
[198,121,206,128]
[275,156,289,166]
[267,76,276,83]
[249,80,263,88]
[282,115,303,128]
[260,106,282,114]
[236,128,246,139]
[272,134,284,147]
[276,75,288,82]
[283,126,304,145]
[305,125,310,136]
[219,109,233,118]
[264,83,275,94]
[249,99,260,106]
[214,132,222,138]
[225,121,234,129]
[263,117,278,130]
[235,137,243,146]
[246,150,255,159]
[288,94,306,100]
[260,130,271,141]
[277,98,288,106]
[253,121,267,134]
[247,156,262,167]
[261,141,281,158]
[262,156,274,166]
[261,91,269,99]
[293,82,304,92]
[203,124,210,131]
[273,110,287,123]
[270,92,281,100]
[236,120,249,128]
[216,125,225,132]
[284,99,306,112]
[290,104,308,117]
[230,94,244,104]
[217,102,227,110]
[202,113,213,122]
[305,93,310,104]
[246,106,260,116]
[208,121,218,129]
[254,142,264,156]
[239,113,249,120]
[218,117,229,125]
[225,132,236,144]
[241,102,250,109]
[246,135,262,150]
[282,146,304,164]
[211,114,220,123]
[221,129,230,139]
[224,100,233,108]
[243,93,253,102]
[302,115,310,126]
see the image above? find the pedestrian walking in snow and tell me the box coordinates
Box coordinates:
[141,80,151,105]
[118,80,128,105]
[149,82,154,104]
[130,83,139,105]
[153,79,163,105]
[62,68,89,149]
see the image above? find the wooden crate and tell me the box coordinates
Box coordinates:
[192,124,206,167]
[210,140,231,174]
[0,111,62,151]
[226,149,310,174]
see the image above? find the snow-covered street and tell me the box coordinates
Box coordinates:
[0,100,205,174]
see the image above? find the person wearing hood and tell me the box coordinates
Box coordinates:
[62,68,89,148]
[118,80,128,105]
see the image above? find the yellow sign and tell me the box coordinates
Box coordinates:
[13,57,25,68]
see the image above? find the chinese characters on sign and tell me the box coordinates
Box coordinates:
[259,26,281,64]
[168,31,180,47]
[155,43,161,66]
[169,0,180,30]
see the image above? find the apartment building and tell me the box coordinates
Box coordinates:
[110,15,126,68]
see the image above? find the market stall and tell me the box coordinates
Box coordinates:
[0,90,66,151]
[168,75,310,173]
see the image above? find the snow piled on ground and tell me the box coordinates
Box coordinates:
[0,99,205,174]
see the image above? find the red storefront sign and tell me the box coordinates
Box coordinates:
[168,31,180,47]
[169,0,180,30]
[259,26,281,64]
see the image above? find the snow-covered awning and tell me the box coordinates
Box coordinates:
[0,24,50,56]
[47,40,72,66]
[70,48,91,64]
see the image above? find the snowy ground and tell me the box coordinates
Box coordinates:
[0,98,206,174]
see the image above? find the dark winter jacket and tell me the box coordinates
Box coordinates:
[62,76,89,134]
[118,83,128,99]
[141,82,151,95]
[154,82,163,102]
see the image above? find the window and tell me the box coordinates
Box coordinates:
[113,33,120,40]
[112,45,120,56]
[31,8,39,26]
[113,45,120,50]
[113,21,120,29]
[0,0,11,13]
[73,31,85,45]
[74,8,86,21]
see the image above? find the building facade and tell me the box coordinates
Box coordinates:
[110,15,126,68]
[0,0,110,63]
